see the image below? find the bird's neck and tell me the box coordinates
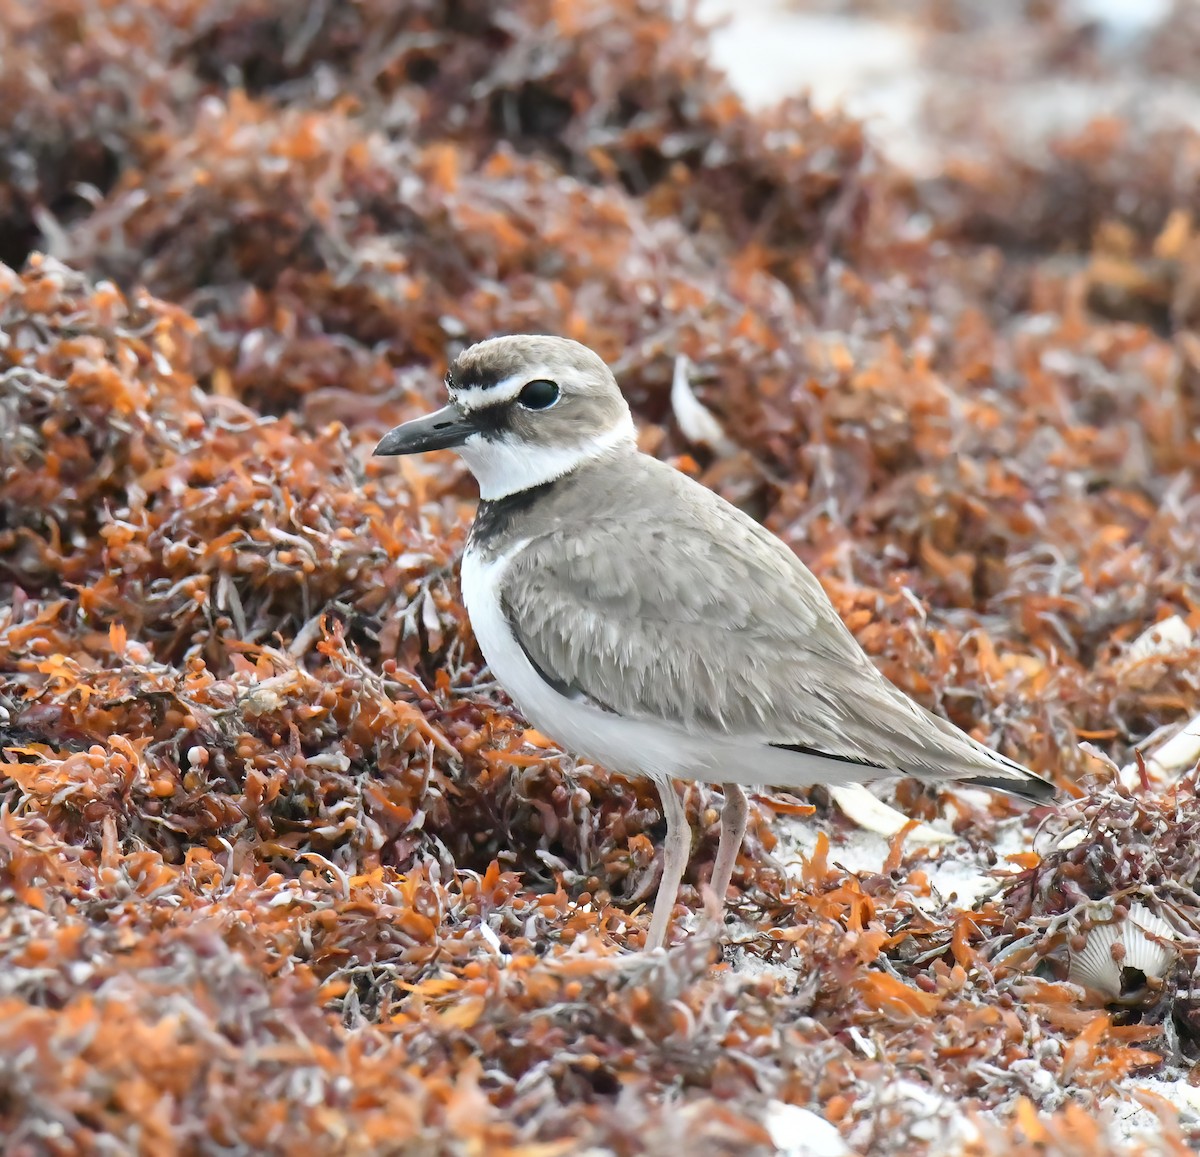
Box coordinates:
[460,418,637,501]
[469,435,639,549]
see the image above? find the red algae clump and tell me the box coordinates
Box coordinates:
[1,1,1199,1153]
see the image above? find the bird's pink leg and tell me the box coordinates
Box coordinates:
[645,779,690,950]
[709,782,748,903]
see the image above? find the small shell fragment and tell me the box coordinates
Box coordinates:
[828,783,955,846]
[1067,903,1177,1000]
[1119,710,1200,789]
[670,354,738,457]
[1123,614,1193,663]
[1144,712,1200,780]
[764,1102,851,1157]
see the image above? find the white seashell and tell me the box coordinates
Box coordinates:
[1068,903,1178,999]
[670,355,738,457]
[828,783,955,845]
[1055,828,1088,852]
[1124,615,1193,663]
[764,1102,851,1157]
[1119,710,1200,789]
[1145,713,1200,780]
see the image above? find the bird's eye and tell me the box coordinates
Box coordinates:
[517,379,560,410]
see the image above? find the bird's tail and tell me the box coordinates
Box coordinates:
[965,769,1056,802]
[935,717,1055,802]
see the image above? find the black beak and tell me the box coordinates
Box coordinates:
[373,405,479,456]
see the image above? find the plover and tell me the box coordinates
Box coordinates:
[375,336,1053,950]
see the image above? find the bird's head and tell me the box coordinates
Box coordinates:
[374,335,636,499]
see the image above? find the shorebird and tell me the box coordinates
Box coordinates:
[375,335,1053,950]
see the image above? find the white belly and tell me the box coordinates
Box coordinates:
[460,541,705,780]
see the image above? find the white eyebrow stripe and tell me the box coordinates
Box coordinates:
[451,366,556,411]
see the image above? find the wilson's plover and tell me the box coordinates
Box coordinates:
[375,336,1053,950]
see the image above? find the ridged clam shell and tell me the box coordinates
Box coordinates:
[1068,903,1177,1000]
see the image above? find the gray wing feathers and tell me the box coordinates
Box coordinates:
[500,466,1037,788]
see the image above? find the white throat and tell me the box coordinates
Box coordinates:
[456,417,636,499]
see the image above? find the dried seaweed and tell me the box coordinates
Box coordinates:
[2,0,1200,1153]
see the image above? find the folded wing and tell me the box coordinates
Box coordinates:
[499,463,1051,799]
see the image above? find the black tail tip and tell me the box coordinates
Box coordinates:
[969,773,1056,803]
